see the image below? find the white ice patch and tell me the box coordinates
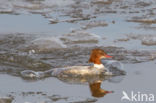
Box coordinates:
[142,36,156,46]
[0,96,13,103]
[127,34,156,46]
[0,0,74,14]
[43,0,74,7]
[60,31,99,44]
[30,37,66,51]
[81,20,108,29]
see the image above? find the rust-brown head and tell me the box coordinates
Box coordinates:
[89,48,112,64]
[89,81,113,97]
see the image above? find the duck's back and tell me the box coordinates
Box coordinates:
[51,66,107,77]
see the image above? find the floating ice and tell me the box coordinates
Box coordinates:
[60,31,99,44]
[142,36,156,46]
[81,20,108,29]
[42,0,74,7]
[0,96,13,103]
[0,0,74,14]
[127,34,156,46]
[49,18,59,24]
[30,37,67,51]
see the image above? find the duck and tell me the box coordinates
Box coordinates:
[21,48,126,79]
[51,48,113,78]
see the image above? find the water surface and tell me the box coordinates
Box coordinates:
[0,0,156,103]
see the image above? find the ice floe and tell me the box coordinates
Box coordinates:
[29,37,67,51]
[60,31,99,44]
[127,34,156,46]
[142,36,156,46]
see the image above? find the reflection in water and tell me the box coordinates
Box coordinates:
[89,81,113,98]
[56,75,121,98]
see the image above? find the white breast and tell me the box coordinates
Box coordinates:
[93,64,105,69]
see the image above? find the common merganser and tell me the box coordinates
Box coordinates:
[21,48,126,80]
[51,48,113,77]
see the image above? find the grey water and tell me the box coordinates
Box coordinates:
[0,0,156,103]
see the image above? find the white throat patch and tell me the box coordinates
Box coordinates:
[93,64,105,69]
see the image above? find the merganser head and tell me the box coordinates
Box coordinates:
[89,48,112,65]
